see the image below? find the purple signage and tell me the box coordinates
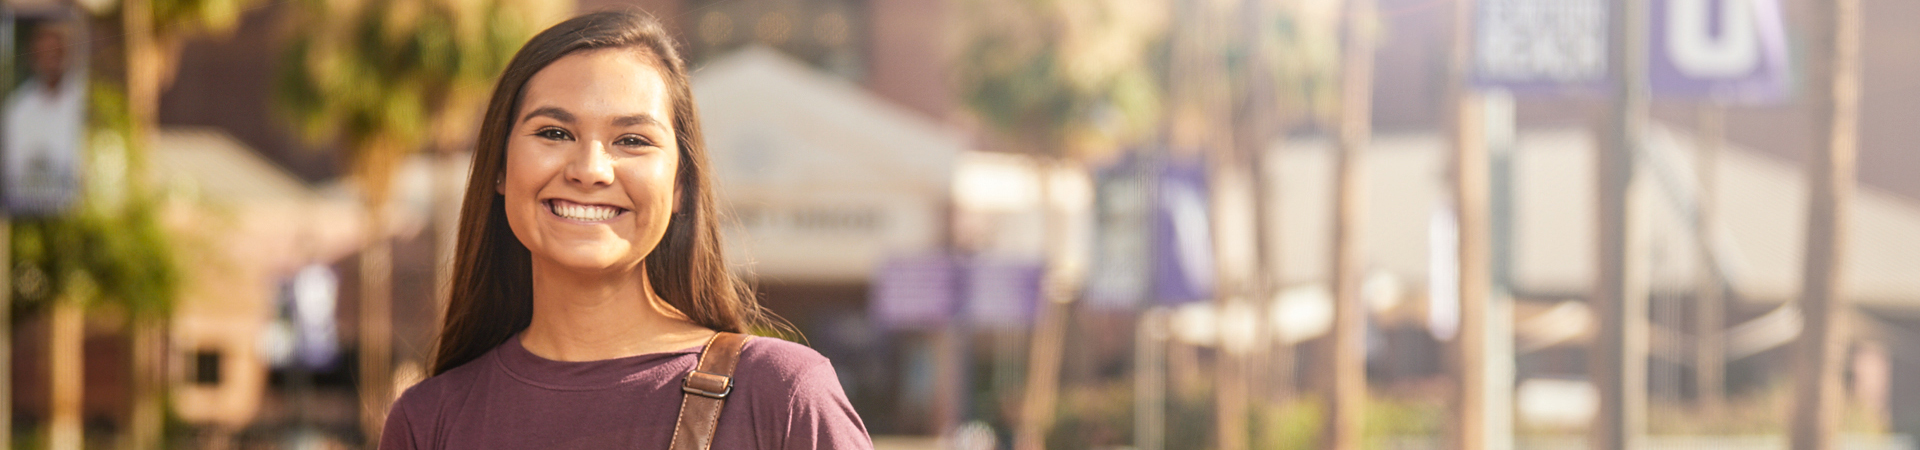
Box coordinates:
[870,254,961,330]
[964,258,1043,328]
[1471,0,1612,94]
[1084,152,1215,310]
[871,254,1046,329]
[1650,0,1790,102]
[1153,158,1214,305]
[1473,0,1790,102]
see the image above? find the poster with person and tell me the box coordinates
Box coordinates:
[2,8,86,217]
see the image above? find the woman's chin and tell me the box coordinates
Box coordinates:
[536,248,646,276]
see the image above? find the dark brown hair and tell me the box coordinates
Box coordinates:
[429,10,765,376]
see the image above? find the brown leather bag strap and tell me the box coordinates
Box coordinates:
[669,332,752,450]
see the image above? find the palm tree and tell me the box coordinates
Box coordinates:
[119,1,264,446]
[1790,0,1860,448]
[1216,1,1341,447]
[275,0,566,441]
[954,1,1165,448]
[1447,0,1491,448]
[1326,0,1376,447]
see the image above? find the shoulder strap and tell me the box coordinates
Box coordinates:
[669,332,752,450]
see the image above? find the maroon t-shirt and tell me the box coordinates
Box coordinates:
[379,333,871,449]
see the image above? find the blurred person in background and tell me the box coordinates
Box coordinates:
[4,21,83,212]
[379,10,869,450]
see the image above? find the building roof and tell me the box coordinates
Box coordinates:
[694,47,967,282]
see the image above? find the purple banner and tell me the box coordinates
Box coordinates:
[1153,157,1214,306]
[964,258,1043,328]
[1085,153,1152,309]
[1650,0,1790,102]
[870,254,961,330]
[1471,0,1612,95]
[1083,152,1216,309]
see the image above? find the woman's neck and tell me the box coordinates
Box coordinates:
[520,259,713,362]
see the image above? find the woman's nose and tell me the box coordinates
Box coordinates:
[565,141,616,186]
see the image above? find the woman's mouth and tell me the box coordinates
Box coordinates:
[547,199,626,222]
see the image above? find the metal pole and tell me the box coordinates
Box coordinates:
[1483,90,1518,450]
[1692,104,1725,416]
[1593,0,1651,447]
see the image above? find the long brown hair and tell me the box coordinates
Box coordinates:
[429,10,765,376]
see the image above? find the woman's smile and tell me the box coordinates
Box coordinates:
[545,198,627,223]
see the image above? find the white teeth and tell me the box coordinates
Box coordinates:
[550,200,620,221]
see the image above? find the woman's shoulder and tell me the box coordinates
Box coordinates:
[391,347,499,414]
[735,335,848,401]
[381,348,502,449]
[737,335,833,380]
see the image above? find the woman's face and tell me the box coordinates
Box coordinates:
[501,49,680,275]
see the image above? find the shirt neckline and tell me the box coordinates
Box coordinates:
[493,332,706,391]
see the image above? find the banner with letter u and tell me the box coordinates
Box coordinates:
[1474,0,1789,103]
[1650,0,1790,102]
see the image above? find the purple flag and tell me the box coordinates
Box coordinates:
[870,254,961,330]
[1650,0,1790,102]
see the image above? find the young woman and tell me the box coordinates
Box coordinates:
[379,11,870,449]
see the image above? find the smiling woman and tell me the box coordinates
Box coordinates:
[378,10,871,450]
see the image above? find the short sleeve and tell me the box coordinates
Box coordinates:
[378,401,419,450]
[777,360,871,450]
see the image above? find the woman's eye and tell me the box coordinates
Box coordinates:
[616,136,651,147]
[534,128,572,141]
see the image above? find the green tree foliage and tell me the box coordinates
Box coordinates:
[954,0,1167,160]
[954,0,1341,157]
[276,0,569,198]
[149,0,249,37]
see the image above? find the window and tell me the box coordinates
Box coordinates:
[192,350,221,386]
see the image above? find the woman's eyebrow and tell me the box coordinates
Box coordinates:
[520,106,574,124]
[611,114,661,128]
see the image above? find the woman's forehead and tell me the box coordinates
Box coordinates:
[518,48,675,123]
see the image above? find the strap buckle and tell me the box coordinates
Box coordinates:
[682,370,733,399]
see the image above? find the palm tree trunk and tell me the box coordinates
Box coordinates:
[127,319,166,450]
[1014,158,1071,450]
[1449,1,1490,448]
[49,299,84,450]
[1790,0,1860,448]
[359,204,395,446]
[1328,0,1375,447]
[123,0,181,446]
[0,215,11,450]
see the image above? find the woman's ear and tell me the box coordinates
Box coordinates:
[495,174,505,195]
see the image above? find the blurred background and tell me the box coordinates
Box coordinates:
[1,0,1916,448]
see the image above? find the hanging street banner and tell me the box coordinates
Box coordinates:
[1084,153,1152,309]
[963,257,1043,328]
[1084,152,1215,310]
[2,9,87,216]
[1152,157,1214,305]
[1474,0,1790,102]
[1472,0,1612,94]
[871,254,962,330]
[1650,0,1791,102]
[870,254,1045,330]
